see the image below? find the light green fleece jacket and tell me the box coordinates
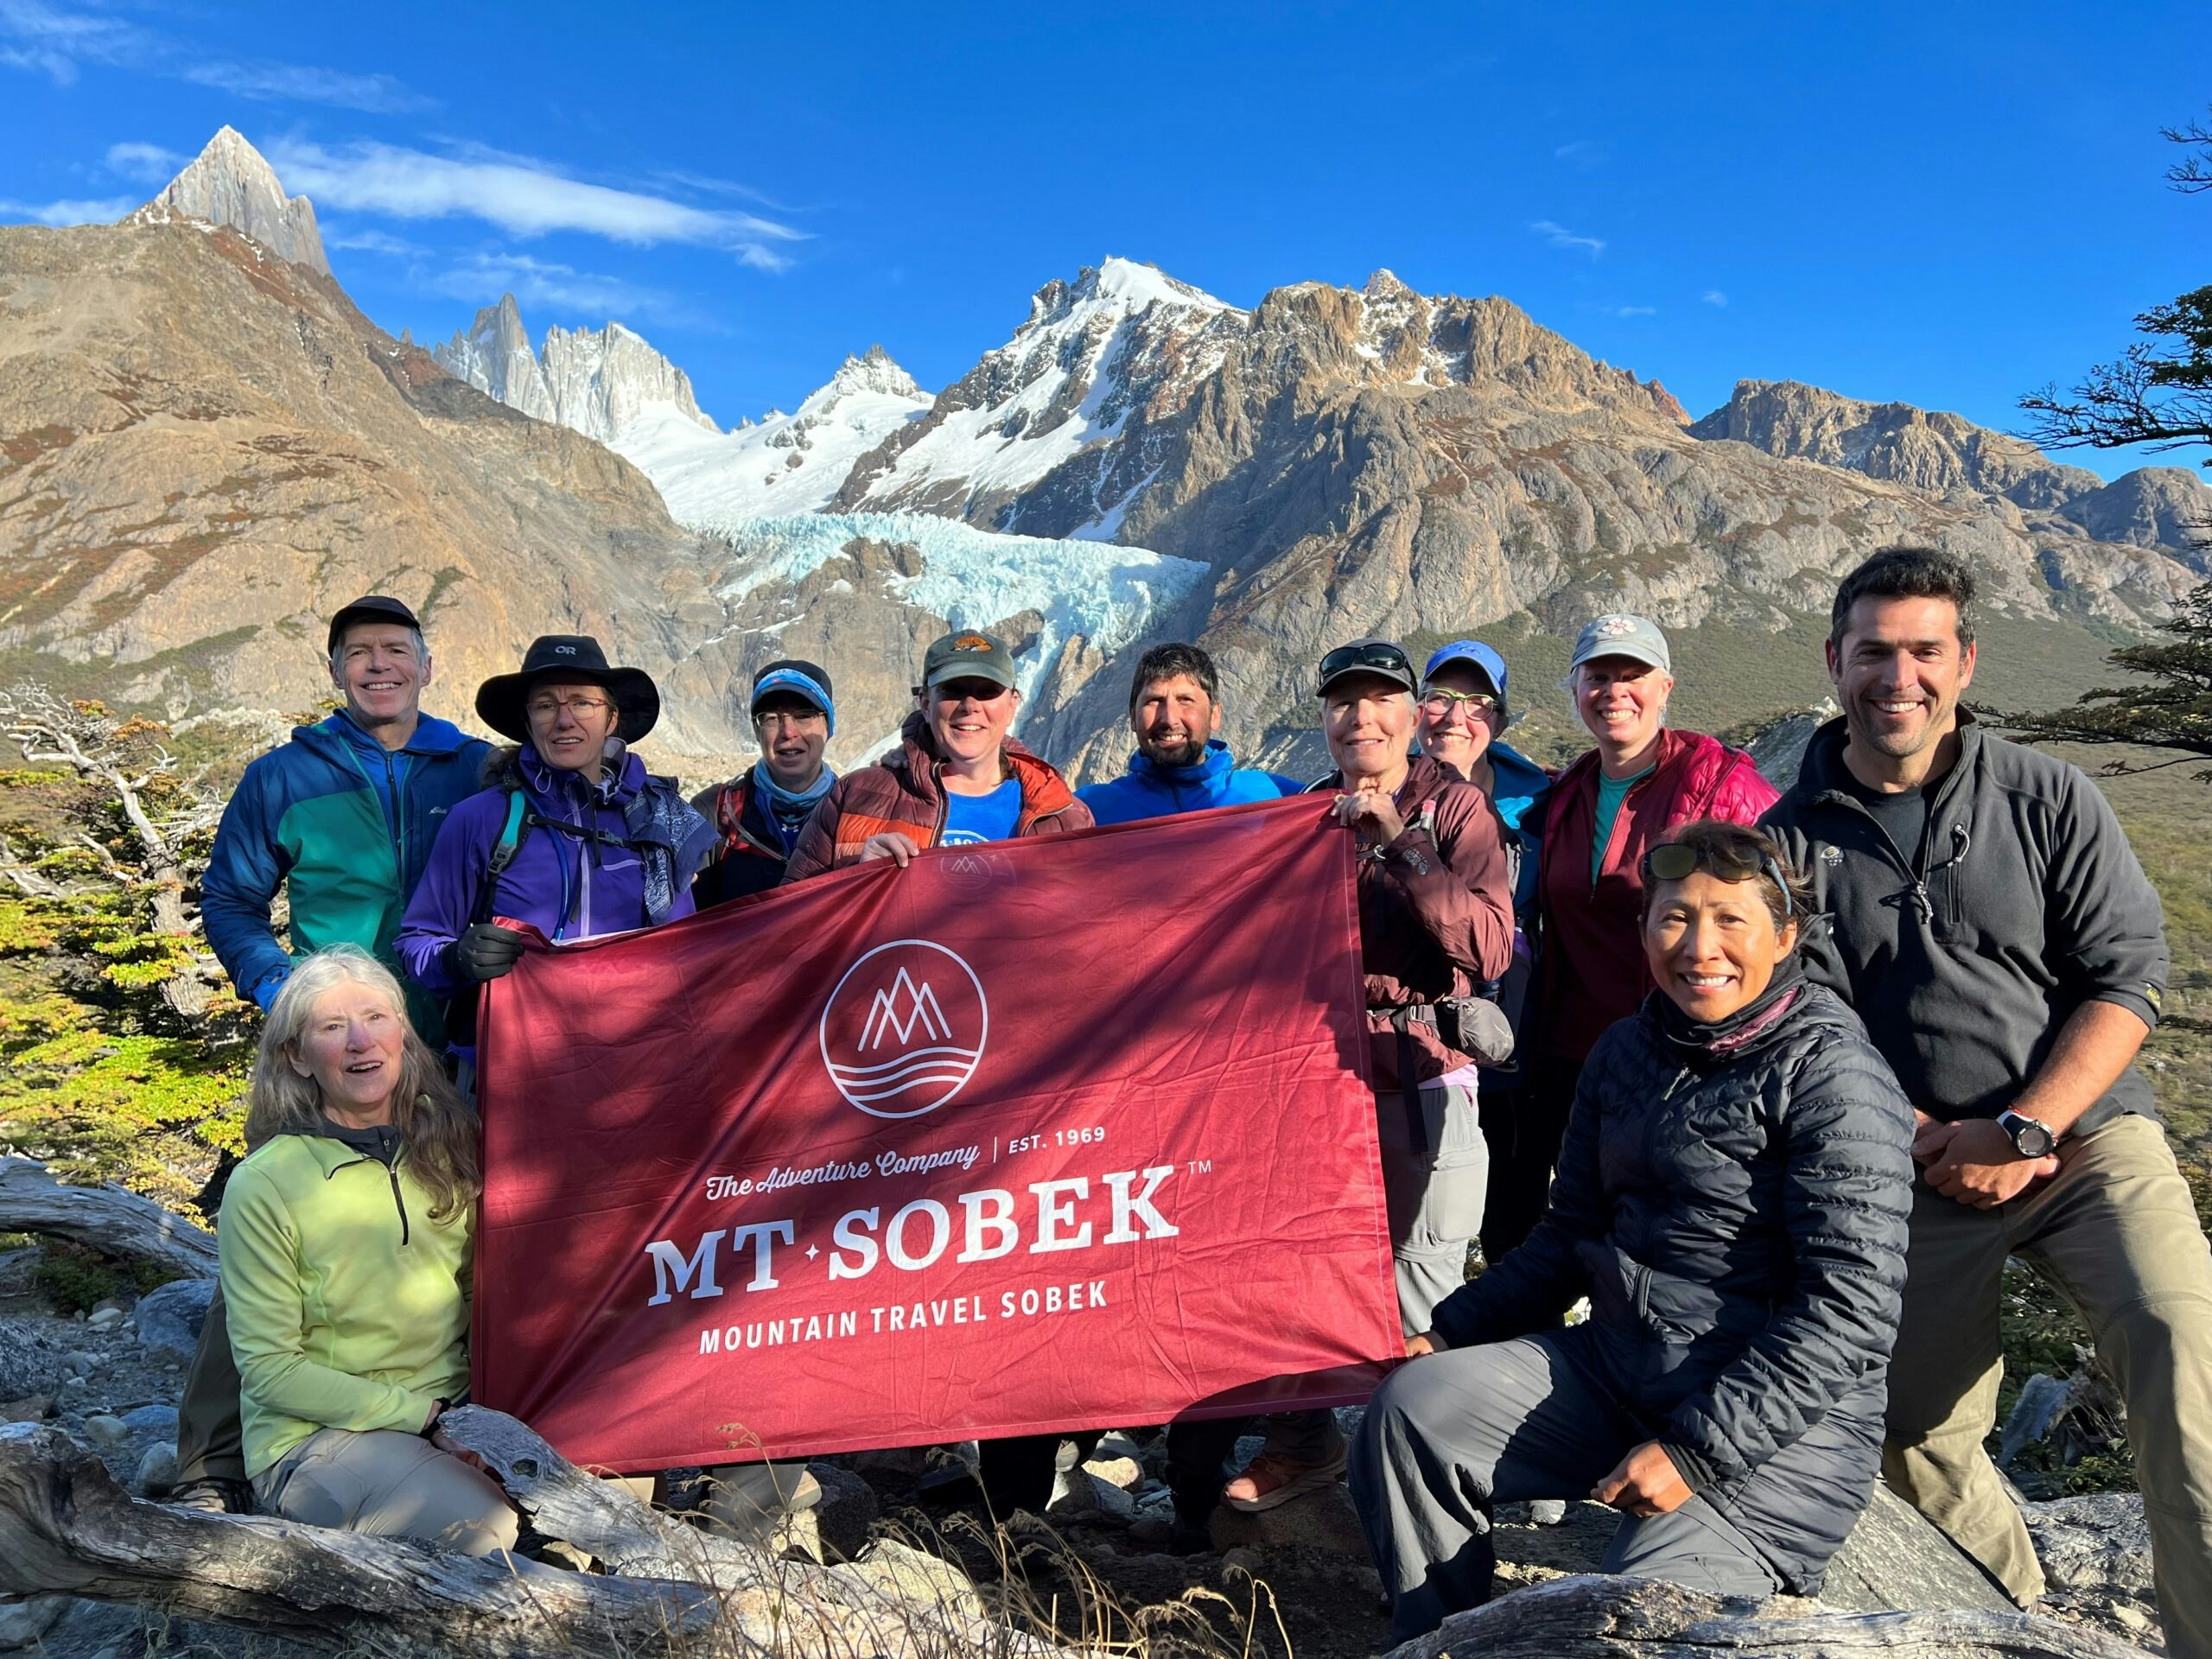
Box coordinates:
[219,1130,473,1478]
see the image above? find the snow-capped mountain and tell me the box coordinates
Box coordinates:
[431,296,716,448]
[619,345,932,522]
[832,257,1246,537]
[124,127,329,276]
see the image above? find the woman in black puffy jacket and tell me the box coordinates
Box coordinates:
[1350,819,1915,1640]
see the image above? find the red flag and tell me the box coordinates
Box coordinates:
[474,796,1400,1472]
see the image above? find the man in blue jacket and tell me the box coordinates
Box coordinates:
[181,594,489,1516]
[1077,642,1301,823]
[1077,642,1301,1542]
[202,595,491,1038]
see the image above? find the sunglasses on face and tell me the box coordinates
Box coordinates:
[1641,841,1794,920]
[1316,641,1412,694]
[930,678,1010,703]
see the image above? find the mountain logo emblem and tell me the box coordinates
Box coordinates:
[818,939,988,1119]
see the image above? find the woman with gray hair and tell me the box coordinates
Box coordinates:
[218,945,523,1556]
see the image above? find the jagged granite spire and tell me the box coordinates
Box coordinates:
[128,127,330,276]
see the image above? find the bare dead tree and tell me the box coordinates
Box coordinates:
[0,683,228,1020]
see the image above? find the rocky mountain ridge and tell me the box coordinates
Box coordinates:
[19,128,2212,790]
[431,295,716,448]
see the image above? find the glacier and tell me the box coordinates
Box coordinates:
[699,511,1207,723]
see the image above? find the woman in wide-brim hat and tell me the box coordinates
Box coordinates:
[394,633,716,1010]
[473,634,663,747]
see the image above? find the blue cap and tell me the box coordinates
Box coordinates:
[750,663,836,737]
[1421,640,1510,719]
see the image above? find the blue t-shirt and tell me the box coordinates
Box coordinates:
[941,778,1023,845]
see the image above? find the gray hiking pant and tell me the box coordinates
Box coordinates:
[253,1427,527,1559]
[1351,1327,1778,1640]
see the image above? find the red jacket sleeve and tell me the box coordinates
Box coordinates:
[1382,786,1516,984]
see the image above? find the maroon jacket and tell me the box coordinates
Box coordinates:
[1317,754,1516,1090]
[1534,728,1779,1064]
[783,712,1090,882]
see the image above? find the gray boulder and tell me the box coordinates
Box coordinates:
[1817,1483,2018,1613]
[2023,1493,2156,1599]
[0,1318,60,1401]
[133,1278,213,1364]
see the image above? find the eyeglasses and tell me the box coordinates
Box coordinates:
[1641,841,1795,920]
[526,694,613,720]
[1419,688,1497,715]
[930,678,1010,703]
[1316,641,1412,693]
[753,707,827,728]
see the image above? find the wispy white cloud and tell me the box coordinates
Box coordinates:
[105,140,183,183]
[1554,140,1607,168]
[1702,289,1728,307]
[0,0,429,111]
[264,137,805,270]
[324,226,429,257]
[423,251,671,319]
[1532,219,1605,257]
[177,60,425,113]
[0,194,136,225]
[1597,303,1656,318]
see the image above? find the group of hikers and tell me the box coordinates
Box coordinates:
[173,546,2210,1654]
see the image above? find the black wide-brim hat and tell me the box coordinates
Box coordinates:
[475,635,661,745]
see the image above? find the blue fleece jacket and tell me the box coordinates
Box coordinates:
[201,713,490,1027]
[1077,741,1302,825]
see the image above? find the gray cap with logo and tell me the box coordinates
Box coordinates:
[1568,613,1671,674]
[922,629,1018,690]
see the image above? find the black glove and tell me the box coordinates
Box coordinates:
[448,922,526,984]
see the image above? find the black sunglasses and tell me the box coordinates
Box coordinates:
[927,677,1010,702]
[1641,841,1794,919]
[1317,641,1412,693]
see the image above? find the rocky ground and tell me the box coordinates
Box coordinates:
[0,1243,2173,1656]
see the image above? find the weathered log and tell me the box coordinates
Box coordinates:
[0,1157,219,1281]
[0,1422,722,1656]
[1388,1573,2156,1659]
[1,1409,1058,1658]
[436,1405,1050,1655]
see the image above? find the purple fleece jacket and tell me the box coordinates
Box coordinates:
[396,745,702,999]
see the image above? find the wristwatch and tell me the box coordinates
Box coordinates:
[1996,1109,2057,1160]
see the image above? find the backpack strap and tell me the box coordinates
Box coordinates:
[471,790,531,926]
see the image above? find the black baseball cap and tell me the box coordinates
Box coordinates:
[327,595,422,653]
[1316,638,1418,696]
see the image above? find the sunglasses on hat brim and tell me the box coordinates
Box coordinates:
[1641,841,1795,920]
[1317,642,1414,692]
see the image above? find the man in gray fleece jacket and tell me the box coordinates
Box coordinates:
[1764,547,2211,1659]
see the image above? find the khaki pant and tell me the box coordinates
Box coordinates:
[254,1427,527,1559]
[1884,1114,2212,1659]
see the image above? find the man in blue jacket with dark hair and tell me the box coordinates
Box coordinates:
[1077,642,1300,823]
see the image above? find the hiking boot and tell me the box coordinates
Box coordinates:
[1221,1441,1350,1512]
[167,1477,253,1515]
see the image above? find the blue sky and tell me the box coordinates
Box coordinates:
[3,0,2205,480]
